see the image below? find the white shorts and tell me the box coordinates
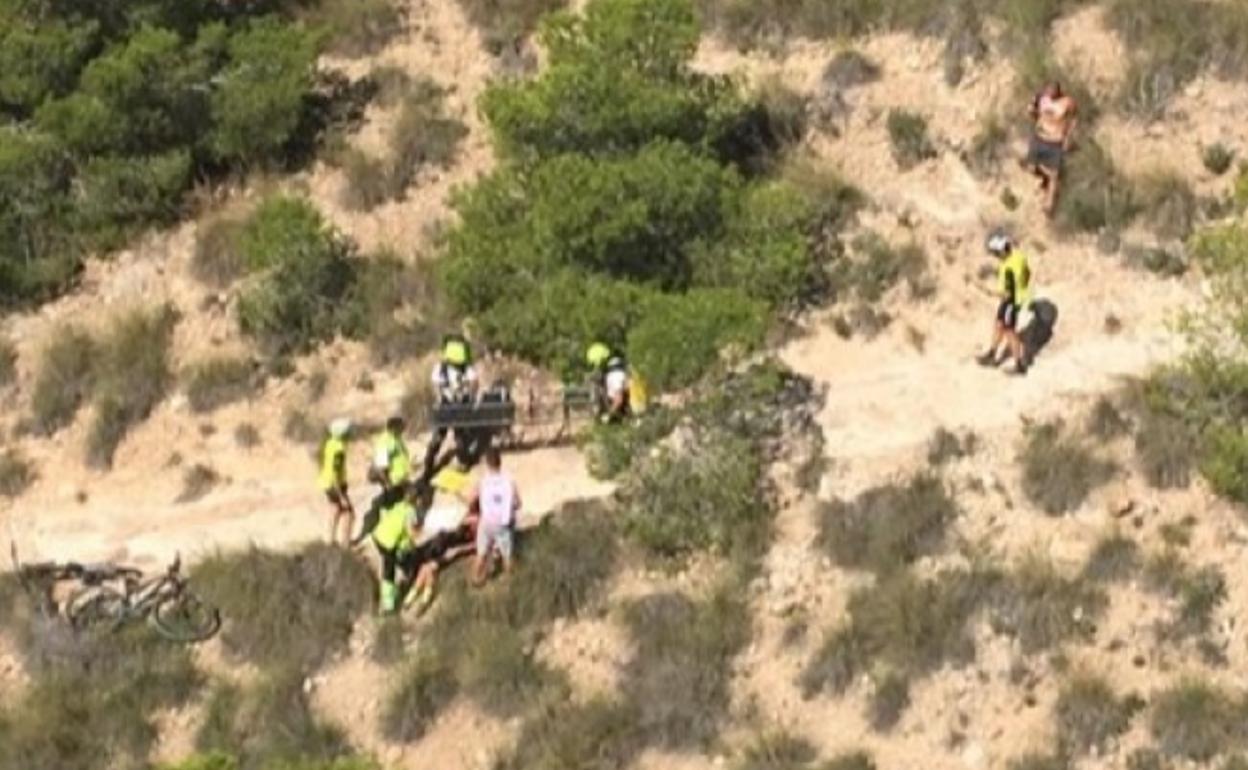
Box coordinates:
[605,369,629,399]
[476,521,514,560]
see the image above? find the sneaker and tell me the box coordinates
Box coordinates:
[1008,361,1029,377]
[976,351,1000,367]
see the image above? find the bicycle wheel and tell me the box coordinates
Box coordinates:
[67,587,127,633]
[152,592,221,643]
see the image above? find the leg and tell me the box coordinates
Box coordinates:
[979,318,1005,365]
[424,426,448,479]
[376,544,399,614]
[496,526,515,576]
[1044,167,1061,215]
[472,523,494,587]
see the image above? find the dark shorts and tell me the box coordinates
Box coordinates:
[1027,136,1064,171]
[325,487,349,508]
[997,300,1020,330]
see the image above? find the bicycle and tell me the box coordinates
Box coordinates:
[66,554,221,643]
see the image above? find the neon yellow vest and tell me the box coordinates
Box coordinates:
[373,431,410,486]
[373,500,414,551]
[999,251,1032,307]
[318,436,346,491]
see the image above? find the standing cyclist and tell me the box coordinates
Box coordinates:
[318,418,355,546]
[353,414,411,546]
[977,232,1032,376]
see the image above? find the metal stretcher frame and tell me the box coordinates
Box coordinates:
[428,384,602,447]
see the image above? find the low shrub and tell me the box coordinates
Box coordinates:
[29,325,95,435]
[1088,396,1131,440]
[1201,425,1248,503]
[158,754,381,770]
[868,670,911,732]
[0,449,34,498]
[816,474,959,575]
[966,115,1009,178]
[735,730,817,770]
[87,305,178,468]
[493,697,641,770]
[822,49,880,89]
[801,568,998,702]
[190,543,374,671]
[185,356,259,413]
[622,433,765,564]
[1150,679,1246,761]
[310,0,404,58]
[234,423,262,448]
[989,555,1106,653]
[338,148,391,212]
[1007,755,1069,770]
[387,82,468,193]
[586,406,679,479]
[621,588,751,749]
[0,336,15,387]
[928,427,978,466]
[192,213,248,288]
[196,672,349,770]
[1054,140,1139,235]
[822,753,877,770]
[1133,410,1197,489]
[1203,143,1236,176]
[1018,421,1117,515]
[1137,172,1197,242]
[0,625,201,770]
[886,109,937,170]
[454,0,565,52]
[1081,534,1140,583]
[842,231,931,304]
[1055,674,1141,754]
[178,464,221,504]
[380,649,460,742]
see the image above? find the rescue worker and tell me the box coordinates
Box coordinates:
[586,342,630,423]
[423,334,480,479]
[352,415,411,546]
[977,232,1032,376]
[318,418,355,546]
[371,483,424,615]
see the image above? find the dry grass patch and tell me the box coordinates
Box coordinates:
[1019,420,1117,515]
[1055,674,1142,755]
[29,325,96,435]
[816,474,959,575]
[177,464,221,504]
[192,213,248,287]
[1150,679,1248,762]
[0,449,34,498]
[0,336,15,387]
[989,555,1106,654]
[1081,533,1140,583]
[886,109,937,170]
[184,356,259,413]
[1133,410,1197,489]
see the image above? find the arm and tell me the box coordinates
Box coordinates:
[1061,106,1078,150]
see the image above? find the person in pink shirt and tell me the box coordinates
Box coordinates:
[469,448,520,586]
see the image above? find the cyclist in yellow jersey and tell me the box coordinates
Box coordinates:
[319,419,354,546]
[372,487,421,614]
[977,233,1032,376]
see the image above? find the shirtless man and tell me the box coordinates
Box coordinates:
[1024,81,1078,216]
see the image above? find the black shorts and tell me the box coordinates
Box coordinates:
[1027,136,1064,171]
[399,532,455,574]
[997,300,1020,330]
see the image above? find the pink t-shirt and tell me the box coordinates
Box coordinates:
[477,471,518,529]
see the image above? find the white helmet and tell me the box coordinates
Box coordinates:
[328,418,352,438]
[986,232,1014,256]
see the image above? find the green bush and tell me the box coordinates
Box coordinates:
[184,356,259,413]
[0,449,34,498]
[190,543,375,671]
[627,288,767,391]
[236,196,357,354]
[0,2,328,309]
[886,109,937,170]
[29,325,96,435]
[585,405,679,479]
[196,672,350,770]
[86,304,178,468]
[816,474,959,575]
[1018,421,1117,515]
[493,697,641,770]
[622,433,765,563]
[1201,425,1248,503]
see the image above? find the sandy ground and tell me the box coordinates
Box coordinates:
[3,2,1248,769]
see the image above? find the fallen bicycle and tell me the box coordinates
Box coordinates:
[10,543,221,643]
